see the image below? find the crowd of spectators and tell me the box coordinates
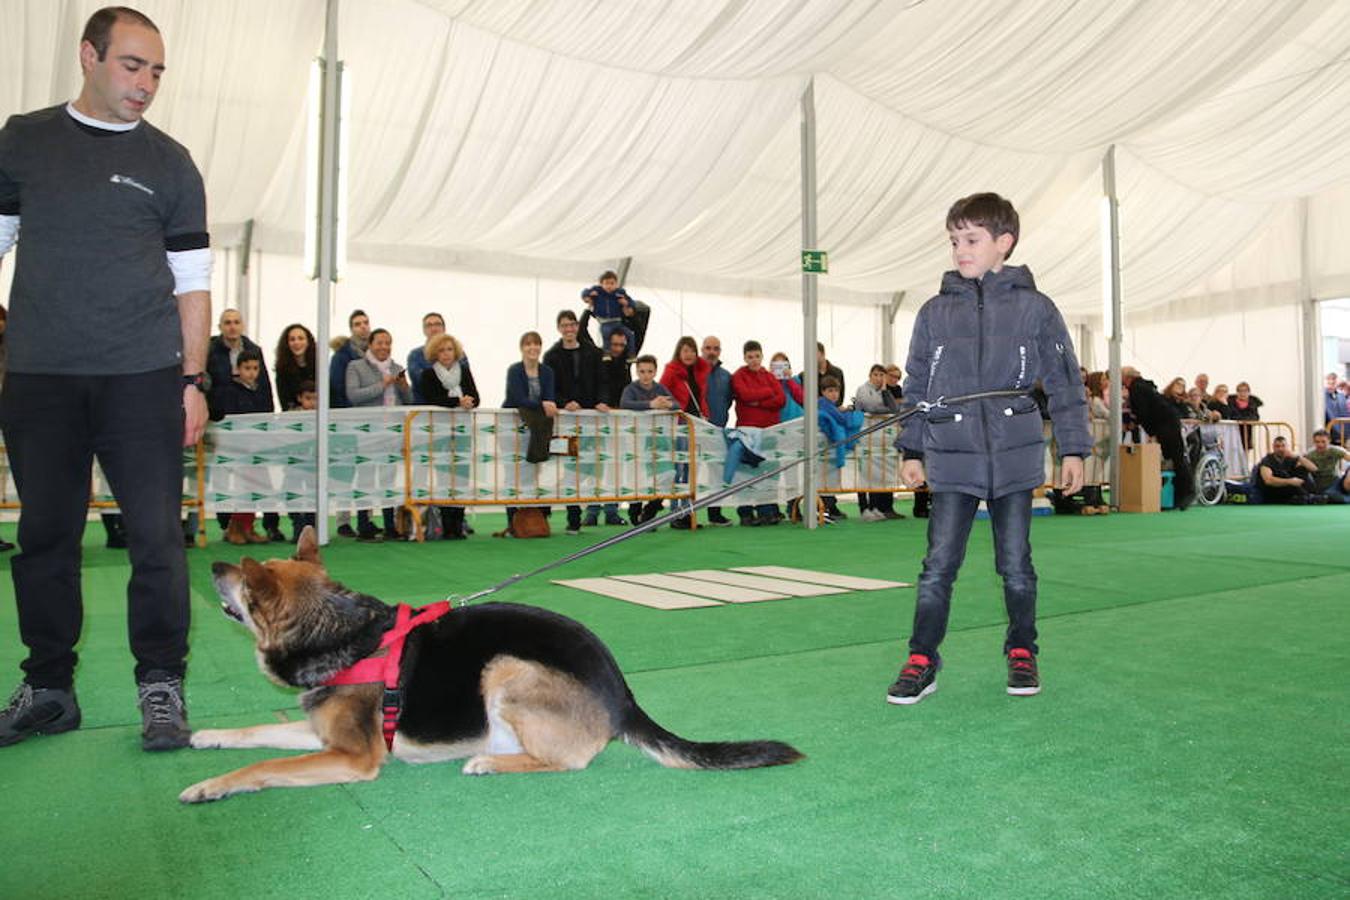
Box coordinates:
[183,286,1350,544]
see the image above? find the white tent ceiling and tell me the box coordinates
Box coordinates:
[5,0,1350,319]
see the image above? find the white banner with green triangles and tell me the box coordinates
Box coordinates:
[80,409,934,514]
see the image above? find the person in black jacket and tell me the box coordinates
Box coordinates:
[273,323,316,411]
[209,349,279,544]
[890,193,1090,707]
[543,310,606,535]
[419,333,479,410]
[1121,366,1195,511]
[419,333,478,539]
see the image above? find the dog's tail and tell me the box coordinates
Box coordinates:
[620,704,804,770]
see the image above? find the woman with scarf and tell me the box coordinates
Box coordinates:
[345,328,411,541]
[420,333,478,539]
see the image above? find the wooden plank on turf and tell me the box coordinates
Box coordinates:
[612,573,785,604]
[673,569,847,597]
[552,578,721,610]
[732,565,911,591]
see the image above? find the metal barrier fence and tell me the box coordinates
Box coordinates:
[3,411,1304,539]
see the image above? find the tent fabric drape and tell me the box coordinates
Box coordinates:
[5,0,1350,319]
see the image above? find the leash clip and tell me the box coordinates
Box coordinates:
[916,396,947,413]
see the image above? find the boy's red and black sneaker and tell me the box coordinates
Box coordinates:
[886,653,938,705]
[1006,648,1040,696]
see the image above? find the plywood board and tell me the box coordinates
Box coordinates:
[672,569,846,597]
[552,578,721,609]
[611,573,785,603]
[732,566,911,591]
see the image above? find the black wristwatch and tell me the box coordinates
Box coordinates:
[183,372,207,393]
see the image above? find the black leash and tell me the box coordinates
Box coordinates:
[455,389,1030,604]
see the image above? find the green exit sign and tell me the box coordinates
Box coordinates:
[801,250,828,274]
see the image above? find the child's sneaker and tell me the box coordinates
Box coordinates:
[1006,648,1040,696]
[886,654,938,705]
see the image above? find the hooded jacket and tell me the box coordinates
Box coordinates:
[896,265,1090,499]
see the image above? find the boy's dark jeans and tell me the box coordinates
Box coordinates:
[909,489,1038,663]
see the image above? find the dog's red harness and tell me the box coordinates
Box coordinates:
[321,601,453,750]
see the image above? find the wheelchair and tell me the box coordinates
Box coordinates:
[1186,423,1227,506]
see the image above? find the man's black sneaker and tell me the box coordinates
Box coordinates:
[355,528,383,543]
[886,654,938,705]
[138,672,190,751]
[1007,648,1040,696]
[670,516,692,530]
[604,514,628,526]
[337,524,358,538]
[0,683,81,747]
[265,527,288,543]
[706,512,733,527]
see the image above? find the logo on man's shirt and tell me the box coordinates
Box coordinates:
[110,174,154,196]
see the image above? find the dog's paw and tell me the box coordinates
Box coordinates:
[462,755,499,776]
[189,729,229,749]
[179,777,231,804]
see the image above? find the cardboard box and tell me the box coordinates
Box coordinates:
[1118,442,1161,513]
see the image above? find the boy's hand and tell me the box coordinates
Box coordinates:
[1059,456,1084,494]
[901,459,925,488]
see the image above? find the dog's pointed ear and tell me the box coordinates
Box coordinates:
[240,557,275,591]
[294,526,321,565]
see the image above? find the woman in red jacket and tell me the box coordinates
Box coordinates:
[658,337,710,528]
[660,336,711,417]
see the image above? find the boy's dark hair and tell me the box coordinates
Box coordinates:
[236,348,263,367]
[556,309,578,326]
[634,354,658,369]
[348,309,368,327]
[820,375,841,392]
[869,364,886,376]
[1272,435,1287,445]
[599,270,619,282]
[946,192,1020,257]
[816,341,826,354]
[82,7,159,60]
[1313,429,1329,439]
[743,340,762,355]
[298,380,317,395]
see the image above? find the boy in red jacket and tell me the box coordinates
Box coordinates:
[730,341,786,526]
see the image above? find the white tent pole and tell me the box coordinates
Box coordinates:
[881,291,904,366]
[1102,145,1123,506]
[314,0,342,545]
[236,218,254,338]
[800,77,819,530]
[1298,198,1320,447]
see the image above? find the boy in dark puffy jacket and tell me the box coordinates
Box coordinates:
[888,193,1090,706]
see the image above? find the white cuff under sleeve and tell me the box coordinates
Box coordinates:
[166,247,213,294]
[0,215,18,259]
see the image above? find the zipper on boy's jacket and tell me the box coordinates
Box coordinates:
[975,277,994,491]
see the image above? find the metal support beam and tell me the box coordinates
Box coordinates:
[236,218,254,334]
[800,78,819,530]
[313,0,343,544]
[880,290,905,365]
[615,256,632,286]
[1102,146,1123,507]
[1298,198,1320,447]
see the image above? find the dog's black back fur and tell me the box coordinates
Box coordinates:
[396,602,631,744]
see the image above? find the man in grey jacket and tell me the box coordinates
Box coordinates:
[888,193,1089,707]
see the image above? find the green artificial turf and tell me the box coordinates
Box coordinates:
[0,502,1346,898]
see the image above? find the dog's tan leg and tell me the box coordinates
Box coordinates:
[462,656,612,776]
[190,720,322,751]
[179,749,381,803]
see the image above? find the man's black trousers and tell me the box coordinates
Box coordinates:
[1,367,189,688]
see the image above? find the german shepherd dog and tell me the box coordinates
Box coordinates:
[180,527,802,802]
